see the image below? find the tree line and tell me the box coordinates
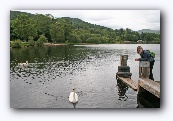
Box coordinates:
[10,11,160,47]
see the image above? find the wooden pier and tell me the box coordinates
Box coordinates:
[116,55,160,99]
[116,75,138,91]
[138,78,160,98]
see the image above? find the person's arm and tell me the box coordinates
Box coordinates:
[138,50,150,61]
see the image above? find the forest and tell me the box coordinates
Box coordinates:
[10,11,160,48]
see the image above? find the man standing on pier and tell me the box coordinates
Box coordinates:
[135,46,155,81]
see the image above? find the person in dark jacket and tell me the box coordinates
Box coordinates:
[135,46,155,80]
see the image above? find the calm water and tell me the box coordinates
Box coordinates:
[10,44,160,108]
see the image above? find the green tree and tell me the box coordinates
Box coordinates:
[11,39,22,48]
[116,36,121,42]
[37,35,48,46]
[68,33,81,43]
[49,18,73,43]
[101,36,109,43]
[28,36,35,46]
[31,14,52,40]
[144,34,154,42]
[124,34,132,41]
[49,20,65,43]
[125,28,132,34]
[63,18,74,41]
[11,14,37,41]
[132,35,139,41]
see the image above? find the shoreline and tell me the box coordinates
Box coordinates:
[10,42,160,48]
[44,43,160,46]
[44,43,68,46]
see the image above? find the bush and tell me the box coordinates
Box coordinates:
[37,35,48,46]
[28,36,35,46]
[22,42,30,47]
[11,39,22,48]
[115,41,121,44]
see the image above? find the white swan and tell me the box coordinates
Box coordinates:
[69,87,78,104]
[18,61,28,67]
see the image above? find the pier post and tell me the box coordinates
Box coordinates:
[138,61,160,99]
[120,55,128,66]
[138,61,150,93]
[139,61,150,78]
[116,55,132,78]
[116,55,137,90]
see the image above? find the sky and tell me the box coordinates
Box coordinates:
[17,10,160,31]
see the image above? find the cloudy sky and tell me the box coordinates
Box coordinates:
[18,10,160,31]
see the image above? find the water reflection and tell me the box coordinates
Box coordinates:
[73,103,77,108]
[116,79,128,101]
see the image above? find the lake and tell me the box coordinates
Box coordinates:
[10,44,160,108]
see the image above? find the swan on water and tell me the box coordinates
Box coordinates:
[18,61,28,67]
[69,87,78,104]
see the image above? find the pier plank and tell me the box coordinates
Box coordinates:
[138,78,160,98]
[116,75,138,91]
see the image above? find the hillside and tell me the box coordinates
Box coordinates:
[64,17,111,30]
[137,29,160,34]
[10,10,160,44]
[10,10,34,20]
[10,11,112,31]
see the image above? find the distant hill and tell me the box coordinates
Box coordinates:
[55,17,114,31]
[137,29,160,34]
[10,10,34,20]
[10,11,112,31]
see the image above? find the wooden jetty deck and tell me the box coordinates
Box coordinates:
[138,78,160,98]
[116,55,160,99]
[116,75,138,91]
